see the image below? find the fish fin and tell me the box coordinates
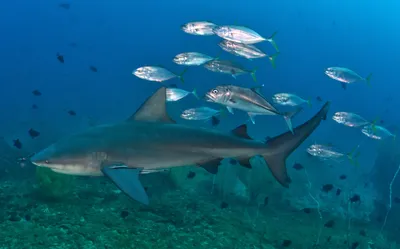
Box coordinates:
[341,82,347,90]
[191,88,199,99]
[129,87,176,123]
[226,106,235,114]
[178,67,188,83]
[266,31,279,52]
[232,74,237,79]
[250,68,257,82]
[268,52,279,69]
[263,102,331,187]
[307,99,312,108]
[251,85,264,95]
[210,116,220,127]
[231,124,252,140]
[346,147,361,166]
[197,158,223,174]
[248,113,257,124]
[282,107,304,134]
[102,166,149,205]
[365,73,372,86]
[237,157,252,168]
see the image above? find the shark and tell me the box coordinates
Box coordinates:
[30,87,330,205]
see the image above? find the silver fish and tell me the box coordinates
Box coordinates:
[30,87,330,205]
[173,52,215,66]
[272,93,311,107]
[181,21,217,36]
[166,87,198,102]
[204,60,257,82]
[133,66,187,83]
[205,85,302,133]
[325,67,372,87]
[218,40,278,68]
[213,26,279,51]
[361,124,396,140]
[180,107,220,121]
[332,112,369,128]
[307,144,358,164]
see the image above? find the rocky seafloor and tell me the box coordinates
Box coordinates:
[0,168,398,249]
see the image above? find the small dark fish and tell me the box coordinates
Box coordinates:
[303,208,311,214]
[322,184,334,193]
[324,220,335,228]
[339,174,347,180]
[69,42,77,47]
[316,96,323,102]
[220,201,229,209]
[211,116,220,126]
[57,53,64,63]
[187,171,196,179]
[32,104,38,109]
[282,240,292,247]
[394,197,400,204]
[67,110,77,116]
[292,162,304,170]
[263,196,269,206]
[32,90,42,96]
[13,139,22,149]
[89,66,98,72]
[359,230,366,236]
[28,128,40,139]
[350,194,361,203]
[120,210,129,218]
[59,3,70,9]
[229,158,237,165]
[336,188,341,196]
[351,242,359,249]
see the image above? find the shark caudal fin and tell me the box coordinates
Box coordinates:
[263,102,331,187]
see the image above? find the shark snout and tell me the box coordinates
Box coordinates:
[30,145,56,167]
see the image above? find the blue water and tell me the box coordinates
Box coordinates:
[1,1,400,248]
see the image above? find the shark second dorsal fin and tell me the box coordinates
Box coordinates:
[128,87,176,123]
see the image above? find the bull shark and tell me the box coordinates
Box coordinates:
[30,87,330,205]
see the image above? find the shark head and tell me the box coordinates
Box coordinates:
[205,85,232,104]
[30,138,103,176]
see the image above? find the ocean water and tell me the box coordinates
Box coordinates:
[1,1,400,248]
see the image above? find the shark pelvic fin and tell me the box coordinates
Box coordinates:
[197,158,223,174]
[231,124,252,140]
[102,166,149,205]
[128,87,176,123]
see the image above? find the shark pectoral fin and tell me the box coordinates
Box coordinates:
[128,87,176,124]
[197,158,223,174]
[226,106,235,114]
[102,167,149,205]
[231,124,252,140]
[237,157,252,169]
[248,113,257,124]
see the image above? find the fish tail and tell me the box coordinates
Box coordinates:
[268,52,279,69]
[307,98,312,108]
[346,147,361,166]
[365,73,372,86]
[191,88,199,99]
[282,107,304,134]
[266,31,279,52]
[250,68,257,82]
[261,102,331,187]
[178,67,188,83]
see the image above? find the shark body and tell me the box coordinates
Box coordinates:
[31,87,330,205]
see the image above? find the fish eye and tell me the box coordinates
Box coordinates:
[45,160,50,164]
[212,89,218,94]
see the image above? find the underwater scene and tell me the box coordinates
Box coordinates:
[1,0,400,248]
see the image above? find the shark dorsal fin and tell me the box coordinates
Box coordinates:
[128,87,176,123]
[231,124,252,140]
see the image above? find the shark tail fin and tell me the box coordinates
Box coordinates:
[262,102,330,187]
[365,73,372,86]
[282,107,303,134]
[268,52,279,69]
